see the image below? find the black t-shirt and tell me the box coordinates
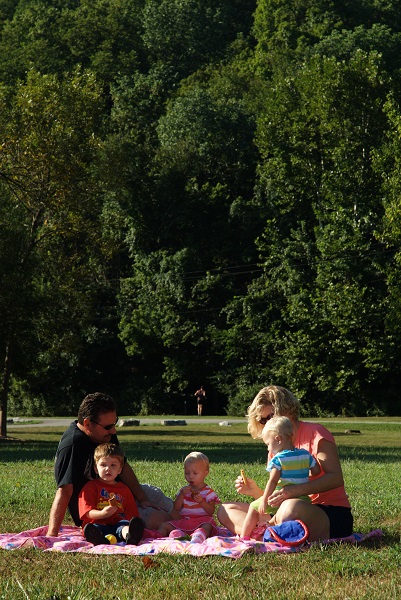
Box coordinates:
[54,421,119,526]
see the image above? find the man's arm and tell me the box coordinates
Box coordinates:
[47,484,73,537]
[120,462,180,526]
[119,462,149,505]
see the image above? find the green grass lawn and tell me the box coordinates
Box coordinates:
[1,420,400,600]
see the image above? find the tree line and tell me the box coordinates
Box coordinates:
[1,0,401,431]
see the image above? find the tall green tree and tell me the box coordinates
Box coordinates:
[142,0,255,78]
[372,95,401,409]
[116,48,261,411]
[0,68,107,433]
[0,0,146,87]
[240,49,393,414]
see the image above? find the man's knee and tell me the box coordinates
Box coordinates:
[140,484,173,513]
[141,507,171,530]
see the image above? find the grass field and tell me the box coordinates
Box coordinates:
[1,418,400,599]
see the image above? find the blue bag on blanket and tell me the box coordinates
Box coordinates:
[263,520,309,546]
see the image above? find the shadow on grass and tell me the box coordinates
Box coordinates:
[1,430,399,465]
[375,532,401,548]
[338,446,399,463]
[6,427,251,440]
[117,428,251,439]
[123,442,266,464]
[0,440,58,461]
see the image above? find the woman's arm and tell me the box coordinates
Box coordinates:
[119,462,150,506]
[267,439,344,506]
[310,461,322,477]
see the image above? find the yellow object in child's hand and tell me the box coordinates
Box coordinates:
[240,470,248,485]
[108,493,117,507]
[105,534,117,544]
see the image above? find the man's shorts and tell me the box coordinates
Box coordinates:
[137,484,174,522]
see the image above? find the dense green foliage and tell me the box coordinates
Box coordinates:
[1,0,401,422]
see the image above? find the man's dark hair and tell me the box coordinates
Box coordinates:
[77,392,116,424]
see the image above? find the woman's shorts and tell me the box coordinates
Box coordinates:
[315,505,353,538]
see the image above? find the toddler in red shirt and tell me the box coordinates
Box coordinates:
[78,443,144,545]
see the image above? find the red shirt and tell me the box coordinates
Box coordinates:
[78,479,139,527]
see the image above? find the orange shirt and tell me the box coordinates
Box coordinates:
[294,421,351,508]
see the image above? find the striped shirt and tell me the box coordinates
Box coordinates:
[178,484,220,518]
[267,448,317,490]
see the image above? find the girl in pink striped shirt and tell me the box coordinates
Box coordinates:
[157,452,220,543]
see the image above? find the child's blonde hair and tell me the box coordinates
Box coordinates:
[184,451,210,469]
[262,416,293,441]
[94,443,125,467]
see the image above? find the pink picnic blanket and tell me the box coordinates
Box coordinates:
[0,526,383,558]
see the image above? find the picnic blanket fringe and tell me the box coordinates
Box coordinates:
[0,526,383,558]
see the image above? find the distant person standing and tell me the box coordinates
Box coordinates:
[194,386,206,416]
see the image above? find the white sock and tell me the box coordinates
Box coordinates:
[190,529,207,543]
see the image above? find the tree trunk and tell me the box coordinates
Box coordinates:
[0,340,12,437]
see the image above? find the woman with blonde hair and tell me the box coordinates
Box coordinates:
[217,385,353,542]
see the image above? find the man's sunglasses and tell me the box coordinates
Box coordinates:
[90,418,118,431]
[258,414,274,425]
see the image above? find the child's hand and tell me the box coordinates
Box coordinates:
[101,505,118,518]
[181,485,193,496]
[192,491,203,503]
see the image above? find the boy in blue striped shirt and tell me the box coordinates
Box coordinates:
[241,416,321,539]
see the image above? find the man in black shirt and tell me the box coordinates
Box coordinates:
[47,392,175,536]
